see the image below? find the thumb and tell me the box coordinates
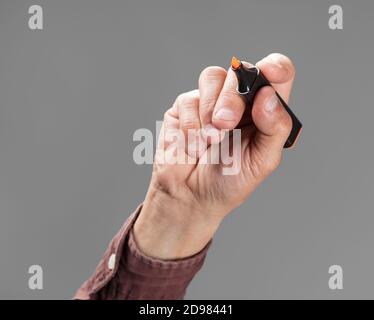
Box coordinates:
[251,86,292,154]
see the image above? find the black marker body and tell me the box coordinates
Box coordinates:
[232,64,302,148]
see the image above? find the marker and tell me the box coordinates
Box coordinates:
[231,56,302,148]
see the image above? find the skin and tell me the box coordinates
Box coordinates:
[133,53,295,260]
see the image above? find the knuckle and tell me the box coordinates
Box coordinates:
[199,66,227,83]
[199,95,217,112]
[181,117,200,130]
[219,89,238,104]
[176,92,199,107]
[163,110,168,119]
[175,92,187,105]
[163,108,173,120]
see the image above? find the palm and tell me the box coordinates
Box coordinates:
[186,124,264,213]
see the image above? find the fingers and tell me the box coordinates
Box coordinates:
[175,90,201,134]
[251,86,292,153]
[198,66,228,143]
[166,90,206,158]
[198,66,226,129]
[163,53,295,156]
[211,67,247,130]
[256,53,296,103]
[161,90,200,148]
[198,55,294,132]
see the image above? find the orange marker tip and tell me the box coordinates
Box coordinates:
[231,56,241,70]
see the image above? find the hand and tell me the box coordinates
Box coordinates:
[134,54,295,259]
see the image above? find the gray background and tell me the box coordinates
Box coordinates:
[0,0,373,299]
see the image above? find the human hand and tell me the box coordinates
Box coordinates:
[134,54,295,259]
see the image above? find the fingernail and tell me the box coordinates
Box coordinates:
[265,92,279,112]
[214,108,236,121]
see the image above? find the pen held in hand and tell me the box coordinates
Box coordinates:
[231,56,302,149]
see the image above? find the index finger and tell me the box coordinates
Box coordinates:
[211,66,249,130]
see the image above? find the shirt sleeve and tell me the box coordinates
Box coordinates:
[74,204,211,300]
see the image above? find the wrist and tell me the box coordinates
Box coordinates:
[133,186,222,260]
